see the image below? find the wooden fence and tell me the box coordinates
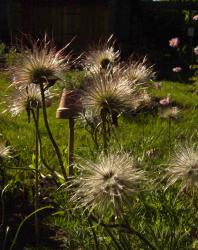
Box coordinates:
[1,1,198,54]
[0,0,111,52]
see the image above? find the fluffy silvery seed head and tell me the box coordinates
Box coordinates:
[69,153,145,214]
[82,70,135,116]
[132,90,152,111]
[160,107,180,120]
[78,109,100,129]
[11,36,70,88]
[84,35,120,74]
[166,144,198,193]
[7,84,51,116]
[0,144,11,161]
[124,56,155,86]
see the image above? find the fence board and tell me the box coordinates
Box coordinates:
[1,1,110,52]
[1,1,198,54]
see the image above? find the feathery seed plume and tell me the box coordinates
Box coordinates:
[82,69,136,125]
[69,153,146,214]
[11,35,71,88]
[124,56,155,86]
[0,143,11,161]
[84,35,120,74]
[6,84,51,117]
[166,144,198,193]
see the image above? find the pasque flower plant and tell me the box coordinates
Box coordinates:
[82,69,134,117]
[124,56,155,87]
[6,84,51,119]
[82,68,139,151]
[84,35,120,74]
[1,30,197,249]
[69,152,146,214]
[10,35,70,182]
[11,35,70,88]
[165,144,198,193]
[0,143,11,161]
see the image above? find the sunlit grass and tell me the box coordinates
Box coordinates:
[151,80,198,107]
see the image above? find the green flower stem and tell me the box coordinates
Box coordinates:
[118,203,156,250]
[101,108,108,154]
[87,216,99,250]
[10,206,52,250]
[39,83,67,181]
[122,217,157,250]
[0,187,10,250]
[0,184,8,237]
[34,105,39,246]
[0,162,6,235]
[105,226,123,250]
[142,115,145,143]
[90,215,122,249]
[93,122,102,150]
[102,121,107,154]
[31,109,60,186]
[68,118,74,176]
[2,226,9,250]
[168,118,171,152]
[90,215,157,250]
[4,166,36,171]
[0,160,5,188]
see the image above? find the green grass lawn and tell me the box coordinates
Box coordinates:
[0,71,198,249]
[1,72,198,167]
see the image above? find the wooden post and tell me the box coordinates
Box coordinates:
[56,89,82,177]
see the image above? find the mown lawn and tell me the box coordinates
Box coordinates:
[1,71,198,167]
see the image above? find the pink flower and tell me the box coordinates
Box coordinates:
[159,94,171,106]
[172,67,182,73]
[194,46,198,55]
[193,15,198,21]
[169,37,180,48]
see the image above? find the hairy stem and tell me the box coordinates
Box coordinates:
[0,190,5,231]
[88,216,99,250]
[40,83,67,181]
[168,118,171,153]
[102,120,108,155]
[90,215,157,250]
[123,219,157,250]
[104,226,123,249]
[34,106,39,246]
[90,214,123,249]
[31,109,59,186]
[68,118,74,176]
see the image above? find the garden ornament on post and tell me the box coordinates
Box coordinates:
[56,88,82,176]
